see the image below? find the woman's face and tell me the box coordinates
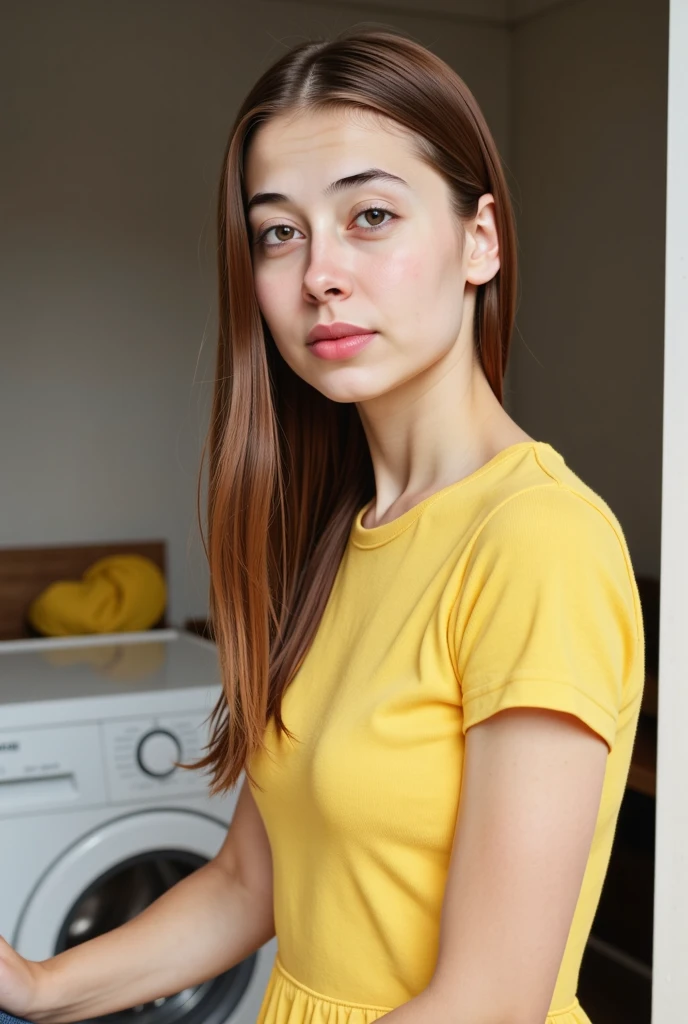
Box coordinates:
[244,106,496,404]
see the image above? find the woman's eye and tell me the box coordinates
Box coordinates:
[255,206,396,249]
[254,223,301,246]
[259,224,300,246]
[353,207,395,230]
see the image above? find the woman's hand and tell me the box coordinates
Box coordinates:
[0,934,43,1020]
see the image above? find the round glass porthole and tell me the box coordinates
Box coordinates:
[54,849,256,1024]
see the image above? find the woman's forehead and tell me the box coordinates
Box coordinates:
[244,111,422,201]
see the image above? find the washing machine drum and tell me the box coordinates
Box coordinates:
[59,851,189,941]
[56,848,256,1024]
[14,810,268,1024]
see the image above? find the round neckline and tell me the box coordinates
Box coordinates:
[351,441,559,549]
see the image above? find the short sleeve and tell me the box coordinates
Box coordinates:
[451,486,640,753]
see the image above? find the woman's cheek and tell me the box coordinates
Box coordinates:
[253,269,276,315]
[255,275,292,337]
[367,246,426,298]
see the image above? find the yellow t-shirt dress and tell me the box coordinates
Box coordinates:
[247,440,645,1024]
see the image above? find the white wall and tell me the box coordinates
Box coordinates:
[508,0,668,577]
[0,0,509,626]
[653,0,688,1014]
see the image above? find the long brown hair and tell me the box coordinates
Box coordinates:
[182,27,518,795]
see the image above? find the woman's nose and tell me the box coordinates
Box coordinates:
[301,234,354,303]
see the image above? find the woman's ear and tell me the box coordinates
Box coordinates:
[464,193,500,286]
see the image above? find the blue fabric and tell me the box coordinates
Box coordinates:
[0,1013,32,1024]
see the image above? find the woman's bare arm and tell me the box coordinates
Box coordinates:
[22,779,274,1024]
[378,707,608,1024]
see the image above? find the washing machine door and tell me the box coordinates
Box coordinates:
[13,808,276,1024]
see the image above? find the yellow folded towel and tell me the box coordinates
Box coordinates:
[28,554,166,636]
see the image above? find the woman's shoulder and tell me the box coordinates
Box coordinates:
[428,440,629,563]
[417,441,635,592]
[463,444,642,640]
[467,441,628,554]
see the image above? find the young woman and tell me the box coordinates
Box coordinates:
[0,27,644,1024]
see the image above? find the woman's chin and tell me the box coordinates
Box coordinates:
[315,377,396,405]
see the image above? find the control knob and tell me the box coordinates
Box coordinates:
[136,729,181,778]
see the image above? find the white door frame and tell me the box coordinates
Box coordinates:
[652,0,688,1018]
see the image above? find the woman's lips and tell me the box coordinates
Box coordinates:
[307,332,377,361]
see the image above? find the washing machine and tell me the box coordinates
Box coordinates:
[0,628,277,1024]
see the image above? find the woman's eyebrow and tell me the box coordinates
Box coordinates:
[246,168,410,214]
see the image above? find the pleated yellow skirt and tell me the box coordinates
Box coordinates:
[256,957,595,1024]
